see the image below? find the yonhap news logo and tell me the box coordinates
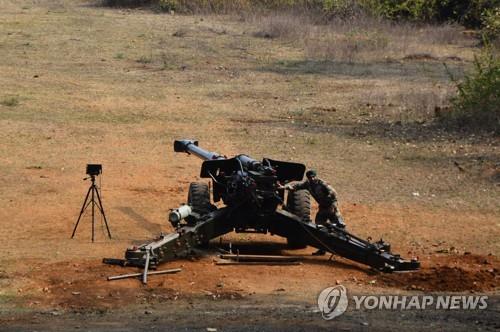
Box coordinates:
[317,285,488,320]
[317,285,349,320]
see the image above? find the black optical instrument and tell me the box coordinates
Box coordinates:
[86,164,102,176]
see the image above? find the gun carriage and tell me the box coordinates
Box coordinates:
[106,140,419,273]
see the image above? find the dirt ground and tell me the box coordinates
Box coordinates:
[0,0,499,330]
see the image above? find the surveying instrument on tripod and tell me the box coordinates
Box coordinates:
[71,164,112,242]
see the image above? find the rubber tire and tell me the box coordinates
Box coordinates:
[286,190,311,222]
[187,182,211,215]
[187,182,212,247]
[285,190,311,249]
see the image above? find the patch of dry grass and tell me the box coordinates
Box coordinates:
[250,12,475,63]
[252,13,309,39]
[0,96,20,107]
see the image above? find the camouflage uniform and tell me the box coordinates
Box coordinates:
[288,178,344,228]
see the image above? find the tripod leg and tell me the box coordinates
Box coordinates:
[91,185,95,242]
[95,185,112,239]
[71,186,93,239]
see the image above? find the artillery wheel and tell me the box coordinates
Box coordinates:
[187,182,213,247]
[187,182,212,215]
[286,190,311,249]
[286,190,311,222]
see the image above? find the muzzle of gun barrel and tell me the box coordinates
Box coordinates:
[169,205,192,224]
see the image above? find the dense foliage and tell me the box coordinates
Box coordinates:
[363,0,498,28]
[442,45,500,132]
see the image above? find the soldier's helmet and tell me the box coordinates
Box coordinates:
[306,170,317,178]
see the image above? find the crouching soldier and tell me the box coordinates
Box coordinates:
[283,170,345,255]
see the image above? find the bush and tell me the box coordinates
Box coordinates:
[361,0,498,28]
[441,44,499,132]
[362,0,436,21]
[158,0,178,11]
[481,7,500,41]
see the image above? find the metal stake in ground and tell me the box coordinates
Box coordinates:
[71,164,111,242]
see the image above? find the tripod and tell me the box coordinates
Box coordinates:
[71,174,112,242]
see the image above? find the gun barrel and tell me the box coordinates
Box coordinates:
[174,139,225,161]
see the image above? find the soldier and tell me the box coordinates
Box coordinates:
[283,169,345,256]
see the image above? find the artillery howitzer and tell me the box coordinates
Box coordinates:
[105,140,419,274]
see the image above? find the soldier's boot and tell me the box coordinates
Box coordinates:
[333,215,346,229]
[325,224,334,233]
[335,220,346,229]
[312,249,326,256]
[323,222,340,232]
